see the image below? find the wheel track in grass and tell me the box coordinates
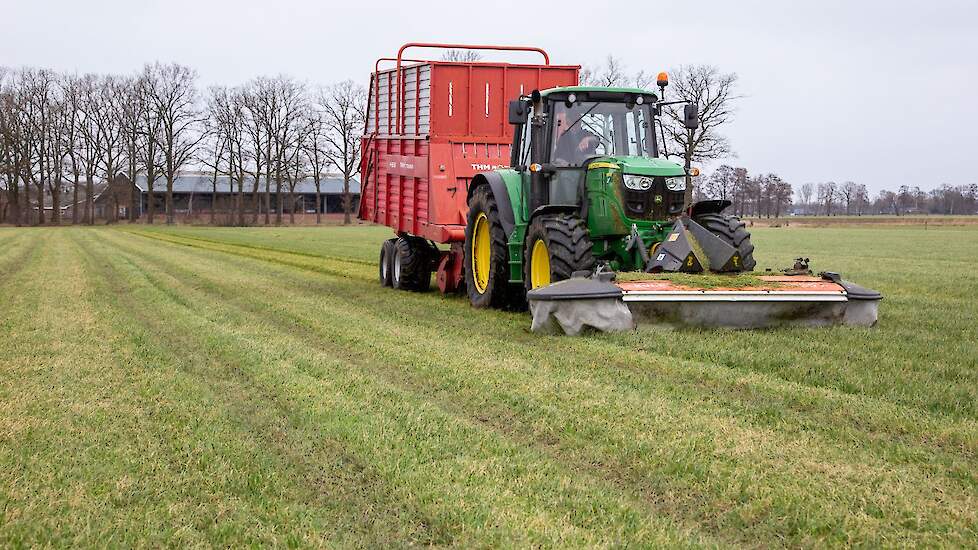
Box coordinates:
[125,229,376,271]
[97,229,978,547]
[69,231,441,547]
[0,232,40,286]
[80,230,707,547]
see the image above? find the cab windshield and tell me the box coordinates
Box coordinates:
[550,100,656,167]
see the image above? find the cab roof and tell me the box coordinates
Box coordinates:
[540,85,656,97]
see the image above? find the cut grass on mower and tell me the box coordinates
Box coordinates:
[614,271,782,289]
[0,224,976,547]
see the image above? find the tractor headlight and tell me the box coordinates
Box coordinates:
[665,177,686,192]
[623,175,654,191]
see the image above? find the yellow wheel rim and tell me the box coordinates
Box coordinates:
[530,239,551,289]
[472,212,491,294]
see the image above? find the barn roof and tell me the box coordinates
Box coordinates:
[132,174,360,194]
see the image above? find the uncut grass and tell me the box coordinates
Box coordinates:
[107,230,973,542]
[73,230,704,547]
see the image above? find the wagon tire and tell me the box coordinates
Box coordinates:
[392,236,432,291]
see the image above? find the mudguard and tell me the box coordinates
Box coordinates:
[688,199,732,217]
[469,172,517,237]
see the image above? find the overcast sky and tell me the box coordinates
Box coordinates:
[3,0,976,194]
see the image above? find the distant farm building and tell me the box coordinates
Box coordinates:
[86,173,361,221]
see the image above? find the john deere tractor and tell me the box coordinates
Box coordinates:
[464,82,756,308]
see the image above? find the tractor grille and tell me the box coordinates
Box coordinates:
[621,177,685,220]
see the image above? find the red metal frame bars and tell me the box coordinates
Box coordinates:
[368,57,426,136]
[394,42,551,135]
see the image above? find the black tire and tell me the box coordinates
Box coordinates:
[523,213,595,293]
[693,212,757,270]
[379,238,395,287]
[392,236,432,291]
[464,185,516,309]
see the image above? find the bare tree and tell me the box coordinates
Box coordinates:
[75,75,103,224]
[839,181,859,215]
[0,67,25,226]
[854,183,869,215]
[798,183,814,215]
[208,85,248,225]
[20,68,60,224]
[136,70,165,224]
[302,110,330,224]
[766,173,792,218]
[243,77,279,225]
[580,55,652,89]
[201,91,229,225]
[283,114,311,224]
[240,81,269,224]
[268,78,307,226]
[319,80,365,225]
[702,164,738,201]
[60,75,85,224]
[144,62,204,225]
[46,81,76,224]
[117,76,144,222]
[660,65,740,208]
[877,190,899,215]
[817,181,838,216]
[441,50,483,62]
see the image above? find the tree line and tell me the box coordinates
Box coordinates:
[697,166,977,218]
[796,181,978,216]
[0,63,365,226]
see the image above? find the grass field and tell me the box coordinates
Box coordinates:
[1,223,976,547]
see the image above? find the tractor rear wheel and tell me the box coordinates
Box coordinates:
[392,236,432,291]
[523,213,595,293]
[379,238,395,286]
[693,213,757,270]
[464,186,515,308]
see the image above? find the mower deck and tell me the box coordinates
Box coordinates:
[527,274,882,334]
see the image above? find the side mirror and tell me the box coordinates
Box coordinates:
[683,104,699,130]
[508,100,528,125]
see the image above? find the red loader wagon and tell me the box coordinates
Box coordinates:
[359,42,579,293]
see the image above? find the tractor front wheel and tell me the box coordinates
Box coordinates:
[523,213,595,293]
[693,213,757,270]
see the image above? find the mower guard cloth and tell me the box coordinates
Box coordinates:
[527,278,633,335]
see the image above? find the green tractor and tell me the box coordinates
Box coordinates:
[463,84,756,308]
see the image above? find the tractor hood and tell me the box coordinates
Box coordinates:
[589,156,686,177]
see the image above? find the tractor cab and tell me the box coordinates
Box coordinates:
[508,87,691,224]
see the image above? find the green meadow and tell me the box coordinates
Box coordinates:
[0,223,975,547]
